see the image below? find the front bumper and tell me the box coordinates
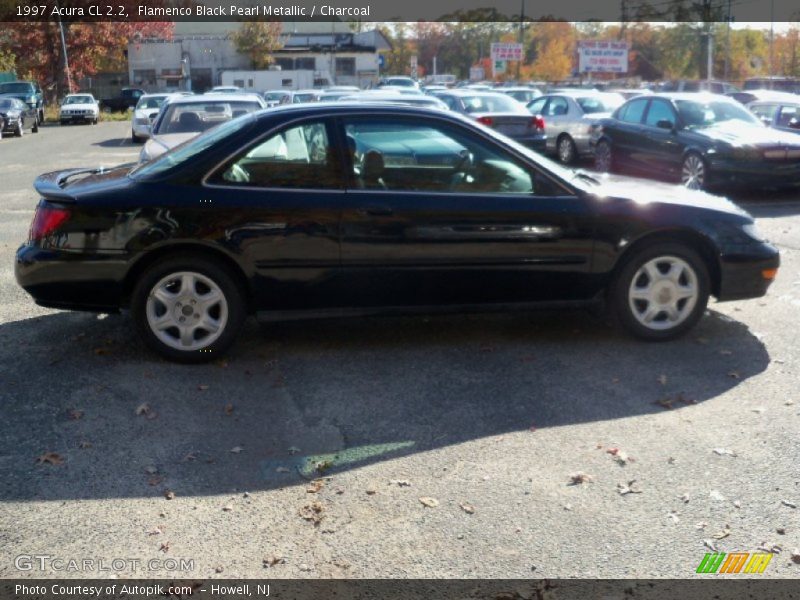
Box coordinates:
[60,112,97,123]
[707,155,800,187]
[717,241,780,301]
[15,244,127,312]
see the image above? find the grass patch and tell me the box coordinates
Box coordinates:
[43,105,131,123]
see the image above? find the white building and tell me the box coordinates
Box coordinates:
[127,23,391,92]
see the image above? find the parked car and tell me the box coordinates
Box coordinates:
[337,91,449,109]
[377,76,419,90]
[0,96,39,136]
[208,86,243,94]
[607,88,652,100]
[318,91,357,102]
[15,104,779,362]
[263,90,290,107]
[131,93,173,142]
[100,88,145,113]
[591,92,800,190]
[278,90,322,104]
[727,89,799,106]
[526,91,625,164]
[430,90,546,151]
[747,96,800,134]
[0,80,44,124]
[59,93,99,125]
[325,86,359,92]
[743,77,800,94]
[658,80,739,95]
[139,93,266,163]
[499,87,542,104]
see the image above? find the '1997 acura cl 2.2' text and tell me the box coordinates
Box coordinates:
[15,104,779,362]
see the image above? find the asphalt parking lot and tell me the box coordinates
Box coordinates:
[0,121,798,579]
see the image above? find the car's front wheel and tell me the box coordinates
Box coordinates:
[680,152,706,190]
[611,242,710,341]
[557,135,577,164]
[131,255,246,363]
[14,118,23,137]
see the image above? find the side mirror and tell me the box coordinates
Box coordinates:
[656,119,675,130]
[788,118,800,130]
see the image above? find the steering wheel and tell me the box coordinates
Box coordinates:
[452,149,473,174]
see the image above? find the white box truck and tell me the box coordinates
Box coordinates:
[220,69,331,91]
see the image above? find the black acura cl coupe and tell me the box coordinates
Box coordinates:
[16,104,779,362]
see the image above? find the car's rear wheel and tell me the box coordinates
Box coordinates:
[611,242,709,341]
[131,255,246,363]
[131,131,140,143]
[594,140,613,172]
[557,135,577,164]
[31,118,38,133]
[680,152,706,190]
[14,118,23,137]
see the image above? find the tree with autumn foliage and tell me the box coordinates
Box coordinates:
[232,22,284,70]
[5,20,173,99]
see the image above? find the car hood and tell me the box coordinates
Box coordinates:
[590,173,750,219]
[142,133,198,160]
[61,103,97,111]
[694,121,800,147]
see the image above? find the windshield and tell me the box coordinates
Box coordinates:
[63,95,94,105]
[462,94,524,114]
[675,98,761,128]
[264,92,288,102]
[136,95,168,110]
[506,90,538,103]
[0,83,33,94]
[154,101,262,134]
[577,94,624,114]
[294,93,317,103]
[386,78,414,87]
[0,98,18,110]
[131,115,254,180]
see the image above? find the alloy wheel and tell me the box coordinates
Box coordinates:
[681,155,705,190]
[145,271,229,351]
[558,136,575,164]
[628,256,699,331]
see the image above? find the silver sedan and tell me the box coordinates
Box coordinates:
[527,91,624,164]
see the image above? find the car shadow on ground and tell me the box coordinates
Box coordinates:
[0,307,769,501]
[92,137,139,148]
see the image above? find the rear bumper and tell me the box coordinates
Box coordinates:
[15,244,127,312]
[717,241,780,301]
[513,134,547,153]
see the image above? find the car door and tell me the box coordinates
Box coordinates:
[640,98,682,178]
[542,96,570,152]
[609,97,650,172]
[202,117,346,311]
[749,103,779,128]
[335,114,597,308]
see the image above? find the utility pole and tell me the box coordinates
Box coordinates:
[707,30,714,81]
[517,0,525,80]
[54,0,72,95]
[769,0,775,76]
[724,0,732,80]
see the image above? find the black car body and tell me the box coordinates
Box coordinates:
[0,80,44,123]
[16,104,779,362]
[591,92,800,190]
[100,88,145,113]
[747,97,800,135]
[0,96,39,136]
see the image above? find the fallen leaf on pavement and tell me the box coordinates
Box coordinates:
[567,472,593,486]
[263,555,286,568]
[728,370,741,379]
[67,409,84,421]
[365,488,377,496]
[159,541,170,553]
[35,452,64,466]
[419,497,439,508]
[655,397,674,410]
[720,349,733,356]
[146,526,163,536]
[713,525,731,540]
[306,480,324,494]
[288,446,301,455]
[459,502,475,514]
[229,446,243,454]
[696,522,708,530]
[777,528,786,535]
[667,511,680,523]
[93,347,112,356]
[680,493,690,503]
[182,452,197,462]
[198,384,209,391]
[710,490,726,502]
[712,448,737,457]
[214,566,224,573]
[78,440,92,449]
[781,500,797,509]
[224,403,234,415]
[704,539,719,552]
[135,403,151,416]
[299,501,325,525]
[389,479,411,487]
[148,475,164,486]
[791,550,800,564]
[164,490,175,500]
[144,465,158,474]
[657,374,668,386]
[617,480,642,495]
[757,542,782,554]
[276,467,290,473]
[222,505,233,512]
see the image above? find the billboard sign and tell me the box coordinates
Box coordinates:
[490,42,523,62]
[577,40,629,74]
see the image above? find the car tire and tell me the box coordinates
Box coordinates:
[14,118,23,137]
[611,242,710,341]
[131,254,246,363]
[31,118,38,133]
[132,131,141,143]
[594,139,613,173]
[680,152,707,190]
[557,135,577,164]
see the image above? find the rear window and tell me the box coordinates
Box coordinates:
[154,101,263,134]
[461,95,523,113]
[577,94,624,114]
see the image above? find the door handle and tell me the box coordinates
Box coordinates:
[357,205,393,216]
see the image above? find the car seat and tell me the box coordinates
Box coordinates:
[361,150,387,190]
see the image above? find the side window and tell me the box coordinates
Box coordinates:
[750,104,778,123]
[527,97,547,114]
[211,120,342,189]
[343,118,556,195]
[544,97,568,116]
[644,100,676,128]
[777,105,799,127]
[439,95,458,111]
[617,99,648,124]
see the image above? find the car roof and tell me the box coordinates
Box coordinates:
[500,87,538,92]
[436,89,512,96]
[743,90,800,101]
[633,92,735,102]
[167,93,264,104]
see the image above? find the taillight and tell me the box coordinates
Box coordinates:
[477,116,494,126]
[29,206,70,243]
[530,115,545,130]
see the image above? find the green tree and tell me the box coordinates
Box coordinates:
[232,22,284,70]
